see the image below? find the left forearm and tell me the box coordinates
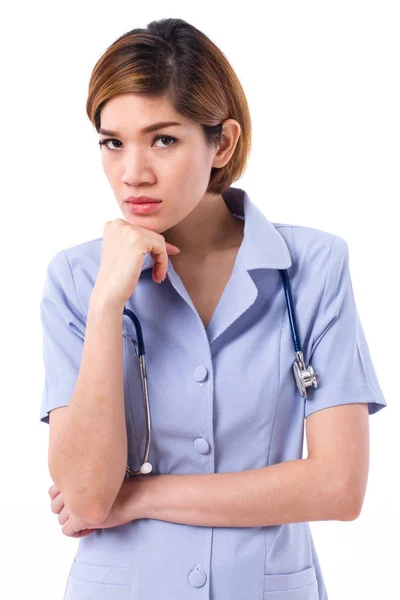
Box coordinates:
[131,458,355,527]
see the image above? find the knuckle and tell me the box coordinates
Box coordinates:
[128,230,143,247]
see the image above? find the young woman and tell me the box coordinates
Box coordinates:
[41,18,387,600]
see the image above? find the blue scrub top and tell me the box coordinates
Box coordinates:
[39,186,387,600]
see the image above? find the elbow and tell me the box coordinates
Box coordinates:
[66,483,124,525]
[48,470,110,525]
[73,485,120,524]
[79,504,109,525]
[342,502,363,522]
[48,460,126,525]
[67,495,110,524]
[336,477,365,521]
[346,495,364,521]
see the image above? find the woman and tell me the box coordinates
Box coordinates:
[40,18,387,600]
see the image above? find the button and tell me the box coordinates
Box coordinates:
[193,437,210,454]
[193,364,208,382]
[188,565,207,588]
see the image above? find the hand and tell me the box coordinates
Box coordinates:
[94,218,181,306]
[48,485,97,538]
[48,478,145,537]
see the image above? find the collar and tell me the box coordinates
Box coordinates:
[139,186,292,272]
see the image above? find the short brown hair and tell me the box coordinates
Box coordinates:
[86,18,252,195]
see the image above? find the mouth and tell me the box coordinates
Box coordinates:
[125,196,162,204]
[125,200,163,215]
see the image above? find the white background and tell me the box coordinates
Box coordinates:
[0,1,398,598]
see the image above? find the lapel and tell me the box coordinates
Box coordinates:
[138,187,292,345]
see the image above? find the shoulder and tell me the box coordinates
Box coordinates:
[48,236,103,268]
[61,236,103,270]
[45,237,103,317]
[271,221,349,275]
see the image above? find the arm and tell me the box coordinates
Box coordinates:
[133,458,352,527]
[128,404,368,527]
[48,292,127,524]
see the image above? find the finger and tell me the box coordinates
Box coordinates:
[48,484,60,499]
[76,529,96,538]
[51,493,65,515]
[62,523,94,538]
[58,506,69,526]
[62,518,76,538]
[151,249,168,283]
[165,242,181,253]
[61,517,95,538]
[151,239,181,282]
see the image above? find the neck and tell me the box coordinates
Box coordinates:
[162,193,242,258]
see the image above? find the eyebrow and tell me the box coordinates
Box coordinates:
[98,121,183,136]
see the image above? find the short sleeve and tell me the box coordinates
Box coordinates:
[39,250,86,424]
[304,235,387,418]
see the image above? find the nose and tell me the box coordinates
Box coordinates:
[121,147,156,186]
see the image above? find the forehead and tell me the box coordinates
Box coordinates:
[100,94,194,133]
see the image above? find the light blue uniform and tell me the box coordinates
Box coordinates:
[40,186,387,600]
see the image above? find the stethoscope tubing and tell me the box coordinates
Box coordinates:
[122,268,317,478]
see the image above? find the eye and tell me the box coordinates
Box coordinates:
[152,134,178,148]
[98,134,178,151]
[98,138,122,151]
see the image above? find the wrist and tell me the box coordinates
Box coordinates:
[129,474,159,520]
[89,288,125,314]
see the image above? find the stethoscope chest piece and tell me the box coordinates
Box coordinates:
[292,351,318,399]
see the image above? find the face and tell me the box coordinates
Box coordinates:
[98,94,230,234]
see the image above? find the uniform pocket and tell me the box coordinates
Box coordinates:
[63,560,131,600]
[264,565,318,599]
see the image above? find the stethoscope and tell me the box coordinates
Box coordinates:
[122,268,318,478]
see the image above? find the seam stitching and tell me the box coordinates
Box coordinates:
[311,235,337,346]
[62,250,87,318]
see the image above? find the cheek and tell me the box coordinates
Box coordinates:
[100,153,111,174]
[101,155,119,184]
[167,147,213,187]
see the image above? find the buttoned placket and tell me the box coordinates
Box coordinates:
[151,255,260,590]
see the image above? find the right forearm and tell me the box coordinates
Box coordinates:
[49,291,127,522]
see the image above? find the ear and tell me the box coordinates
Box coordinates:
[212,119,241,169]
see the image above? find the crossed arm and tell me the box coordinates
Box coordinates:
[109,403,369,527]
[51,403,368,531]
[127,458,354,527]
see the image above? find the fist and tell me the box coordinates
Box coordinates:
[48,484,96,538]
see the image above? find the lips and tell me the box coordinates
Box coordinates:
[126,201,162,215]
[125,196,162,204]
